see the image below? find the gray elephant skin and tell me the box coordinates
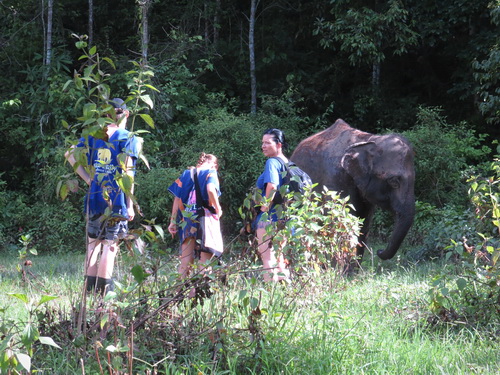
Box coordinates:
[290,119,416,261]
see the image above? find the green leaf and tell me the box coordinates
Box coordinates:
[39,336,62,349]
[144,84,160,92]
[131,265,149,283]
[250,297,259,309]
[154,224,165,240]
[100,314,109,329]
[16,353,31,372]
[21,323,38,350]
[140,94,154,109]
[37,295,59,307]
[238,290,248,300]
[59,183,68,200]
[102,57,116,69]
[456,278,467,290]
[139,113,155,128]
[89,45,97,55]
[8,293,29,304]
[0,334,14,352]
[117,174,134,195]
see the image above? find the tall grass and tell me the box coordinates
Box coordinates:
[0,251,498,374]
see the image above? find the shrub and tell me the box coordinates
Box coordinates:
[240,184,363,276]
[426,156,500,323]
[405,202,478,261]
[134,167,180,225]
[0,180,32,251]
[402,106,490,208]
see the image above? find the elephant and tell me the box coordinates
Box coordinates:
[290,119,415,261]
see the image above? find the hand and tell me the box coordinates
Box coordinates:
[168,222,178,237]
[127,206,135,221]
[260,203,269,212]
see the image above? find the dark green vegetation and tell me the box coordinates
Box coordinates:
[1,243,499,374]
[0,0,499,373]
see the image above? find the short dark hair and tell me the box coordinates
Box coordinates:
[263,128,288,150]
[109,98,127,110]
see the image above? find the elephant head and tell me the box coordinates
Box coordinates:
[341,135,415,260]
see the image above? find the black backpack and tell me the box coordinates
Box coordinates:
[271,157,313,204]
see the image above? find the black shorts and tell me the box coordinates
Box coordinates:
[87,215,128,241]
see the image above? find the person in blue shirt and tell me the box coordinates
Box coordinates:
[168,153,222,288]
[254,128,290,283]
[65,98,140,295]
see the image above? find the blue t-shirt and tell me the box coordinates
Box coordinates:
[256,157,285,199]
[253,158,285,228]
[77,128,140,219]
[168,168,220,212]
[168,168,221,242]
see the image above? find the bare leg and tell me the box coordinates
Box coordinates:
[97,240,119,279]
[85,238,102,276]
[199,252,214,275]
[256,227,289,282]
[178,237,195,279]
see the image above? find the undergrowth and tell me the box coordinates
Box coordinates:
[1,250,499,374]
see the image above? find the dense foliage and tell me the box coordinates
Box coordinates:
[1,0,499,253]
[1,2,499,372]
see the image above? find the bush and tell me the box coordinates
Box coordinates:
[0,180,32,251]
[134,167,180,225]
[240,184,363,276]
[283,186,362,274]
[402,106,490,208]
[426,156,500,323]
[406,202,478,261]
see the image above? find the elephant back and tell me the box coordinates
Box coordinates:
[291,119,371,190]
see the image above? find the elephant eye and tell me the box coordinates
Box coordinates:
[387,176,401,189]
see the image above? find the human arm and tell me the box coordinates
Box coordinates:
[207,183,222,217]
[260,182,277,212]
[124,155,135,221]
[64,145,91,186]
[258,158,281,212]
[168,196,180,236]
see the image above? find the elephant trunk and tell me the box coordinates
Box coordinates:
[376,202,415,260]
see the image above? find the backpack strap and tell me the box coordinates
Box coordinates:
[193,169,216,215]
[269,157,289,205]
[271,156,287,171]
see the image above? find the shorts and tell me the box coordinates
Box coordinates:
[252,207,280,231]
[253,210,294,235]
[87,215,128,241]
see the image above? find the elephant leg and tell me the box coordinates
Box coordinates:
[354,204,375,262]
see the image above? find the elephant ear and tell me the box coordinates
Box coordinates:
[341,141,376,187]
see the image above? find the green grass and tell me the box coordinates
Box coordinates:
[0,251,499,374]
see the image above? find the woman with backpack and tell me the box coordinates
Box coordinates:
[167,153,223,295]
[253,128,291,283]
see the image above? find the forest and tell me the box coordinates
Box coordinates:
[0,0,499,374]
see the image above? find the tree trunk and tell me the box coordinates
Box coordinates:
[44,0,53,71]
[204,1,209,45]
[371,62,380,91]
[139,0,151,63]
[88,0,94,47]
[41,0,46,65]
[213,0,220,44]
[249,0,258,115]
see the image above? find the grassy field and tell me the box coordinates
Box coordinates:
[0,249,499,374]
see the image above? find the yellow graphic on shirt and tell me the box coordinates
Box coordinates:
[97,149,112,164]
[94,148,116,174]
